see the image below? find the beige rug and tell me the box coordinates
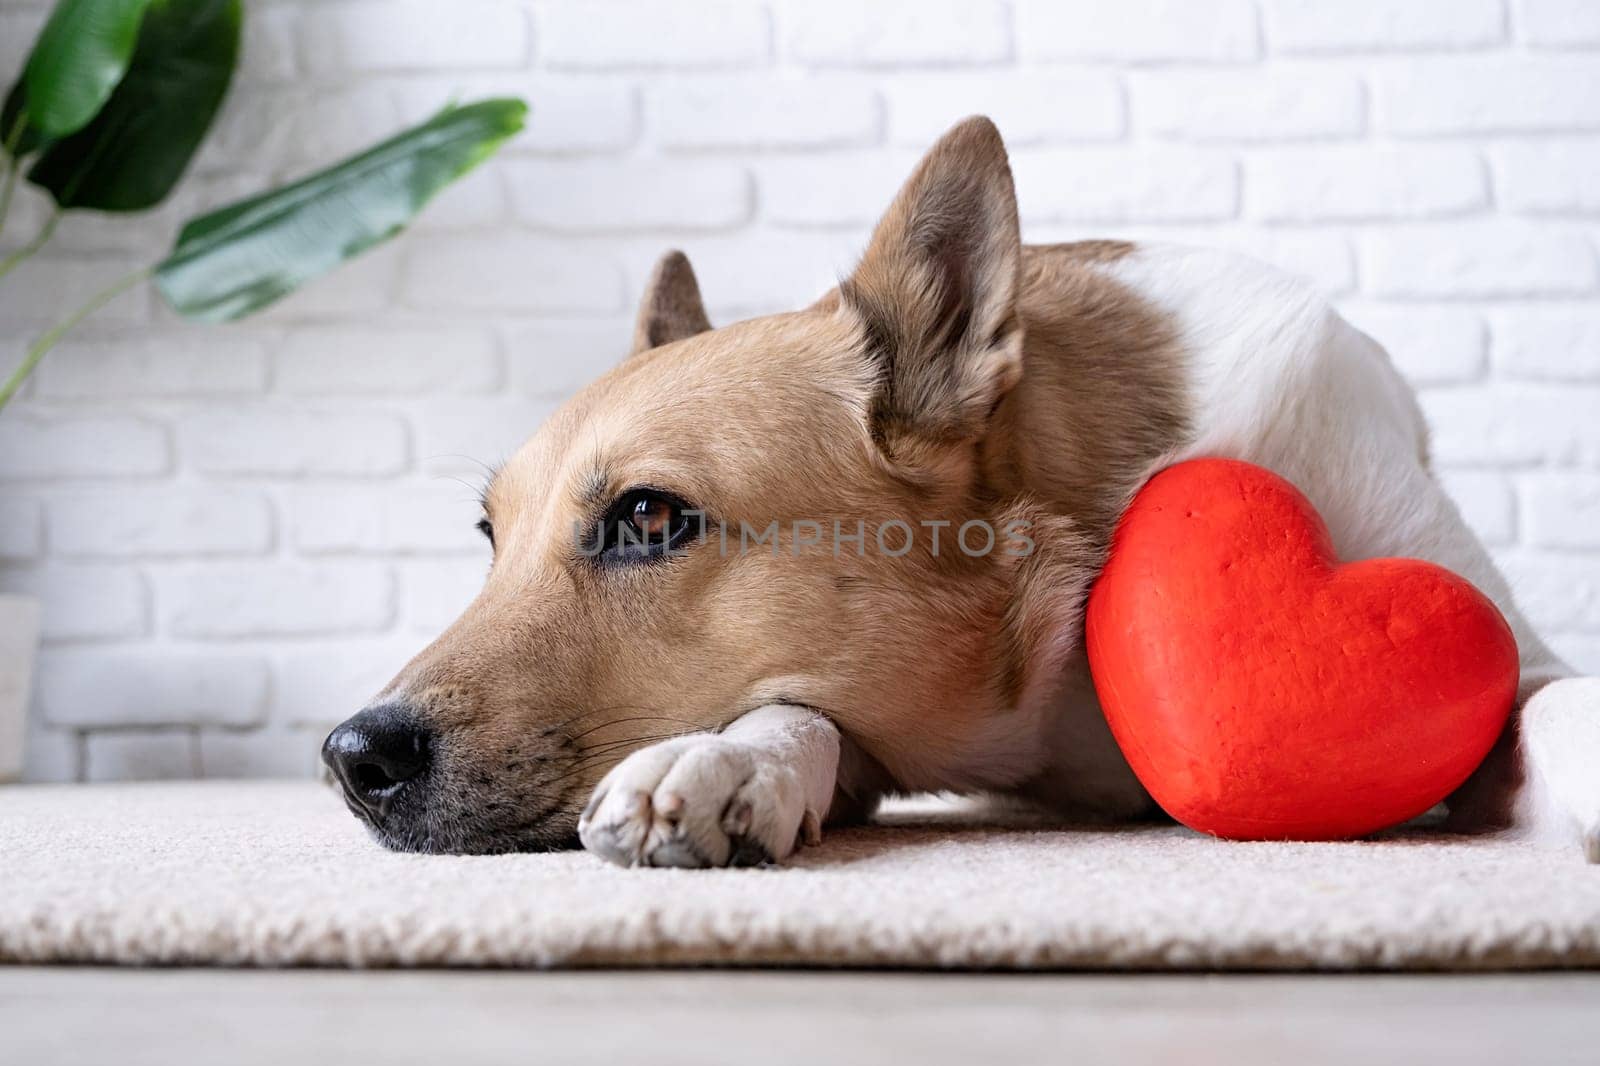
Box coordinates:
[2,781,1597,970]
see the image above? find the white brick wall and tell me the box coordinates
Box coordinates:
[1,0,1598,781]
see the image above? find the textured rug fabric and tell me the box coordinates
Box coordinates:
[2,782,1598,970]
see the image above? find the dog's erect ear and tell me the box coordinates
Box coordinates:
[840,116,1023,460]
[631,250,713,355]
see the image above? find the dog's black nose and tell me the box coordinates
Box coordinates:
[322,705,433,821]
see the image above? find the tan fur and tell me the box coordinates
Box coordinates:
[366,118,1188,852]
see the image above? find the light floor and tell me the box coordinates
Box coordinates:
[2,969,1596,1065]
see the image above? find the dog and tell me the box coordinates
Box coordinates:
[322,117,1600,866]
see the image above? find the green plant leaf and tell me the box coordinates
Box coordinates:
[24,0,240,211]
[17,0,154,140]
[155,98,527,323]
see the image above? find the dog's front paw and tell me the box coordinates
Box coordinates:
[1522,677,1600,863]
[578,733,822,869]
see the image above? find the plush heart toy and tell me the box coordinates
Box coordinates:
[1085,458,1517,840]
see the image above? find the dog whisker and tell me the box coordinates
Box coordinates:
[565,715,703,744]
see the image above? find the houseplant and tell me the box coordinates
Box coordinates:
[0,0,526,779]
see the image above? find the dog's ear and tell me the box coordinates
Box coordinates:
[631,250,713,355]
[840,116,1023,462]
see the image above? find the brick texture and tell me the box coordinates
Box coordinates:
[0,499,42,561]
[1374,60,1600,135]
[275,325,501,395]
[152,563,395,638]
[786,1,1011,67]
[1247,146,1487,221]
[48,491,274,559]
[32,334,270,399]
[538,2,771,70]
[1491,309,1600,381]
[4,0,1600,780]
[37,648,269,729]
[84,731,199,782]
[300,1,530,74]
[1493,139,1600,213]
[268,639,420,727]
[1131,71,1366,142]
[649,78,882,150]
[2,565,148,642]
[884,73,1124,145]
[1518,0,1600,48]
[1017,0,1259,62]
[505,160,752,232]
[177,410,410,477]
[1262,0,1506,53]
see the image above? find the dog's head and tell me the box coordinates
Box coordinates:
[323,117,1088,853]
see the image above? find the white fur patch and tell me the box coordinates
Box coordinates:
[578,705,838,868]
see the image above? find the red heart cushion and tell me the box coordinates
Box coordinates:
[1085,458,1518,840]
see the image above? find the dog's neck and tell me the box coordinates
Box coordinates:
[807,244,1192,791]
[981,243,1191,548]
[975,243,1192,742]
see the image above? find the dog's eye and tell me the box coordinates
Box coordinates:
[630,496,675,537]
[596,489,699,565]
[476,518,494,550]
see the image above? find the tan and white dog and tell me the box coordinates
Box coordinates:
[322,117,1600,866]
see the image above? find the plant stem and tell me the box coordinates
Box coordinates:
[0,210,59,282]
[0,162,17,244]
[0,110,27,242]
[0,266,153,412]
